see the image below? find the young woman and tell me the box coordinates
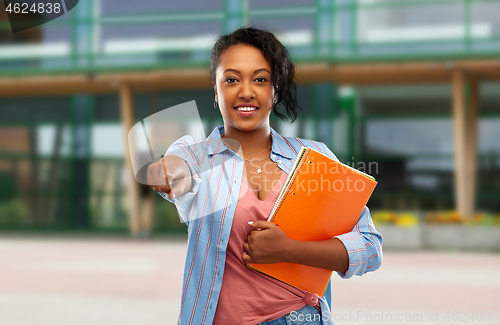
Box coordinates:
[147,27,383,325]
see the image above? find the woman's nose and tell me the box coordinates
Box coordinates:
[239,81,255,99]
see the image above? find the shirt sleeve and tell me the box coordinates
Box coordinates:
[158,135,203,224]
[319,142,383,279]
[334,207,383,279]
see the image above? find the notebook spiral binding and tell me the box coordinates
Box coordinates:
[269,148,310,223]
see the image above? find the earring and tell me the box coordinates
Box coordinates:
[214,95,218,109]
[273,95,277,104]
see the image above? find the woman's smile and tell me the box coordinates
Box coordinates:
[234,103,259,116]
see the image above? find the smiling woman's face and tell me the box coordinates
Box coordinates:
[214,44,275,134]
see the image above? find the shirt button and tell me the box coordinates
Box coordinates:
[277,159,282,163]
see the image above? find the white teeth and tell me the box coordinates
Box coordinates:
[236,106,257,111]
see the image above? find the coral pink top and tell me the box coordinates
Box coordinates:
[212,170,320,325]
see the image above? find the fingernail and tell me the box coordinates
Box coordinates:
[248,221,254,224]
[172,193,176,198]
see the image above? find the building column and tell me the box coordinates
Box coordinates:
[119,82,141,235]
[452,70,480,219]
[223,0,247,33]
[312,83,336,149]
[314,0,333,57]
[69,95,92,228]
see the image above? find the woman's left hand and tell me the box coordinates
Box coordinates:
[242,220,291,264]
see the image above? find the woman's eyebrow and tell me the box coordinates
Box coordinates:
[222,68,271,75]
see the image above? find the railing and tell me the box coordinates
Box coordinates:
[1,0,500,76]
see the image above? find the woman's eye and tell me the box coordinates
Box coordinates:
[224,77,267,83]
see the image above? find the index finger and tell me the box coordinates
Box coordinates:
[161,158,172,193]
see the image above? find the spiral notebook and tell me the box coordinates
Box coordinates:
[247,147,377,296]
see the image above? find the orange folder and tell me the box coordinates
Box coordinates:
[247,147,377,296]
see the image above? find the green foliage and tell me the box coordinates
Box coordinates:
[0,199,29,227]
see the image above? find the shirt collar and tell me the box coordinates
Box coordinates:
[205,125,293,160]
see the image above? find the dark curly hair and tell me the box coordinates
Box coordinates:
[210,26,301,123]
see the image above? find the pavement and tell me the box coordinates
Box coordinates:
[0,236,499,325]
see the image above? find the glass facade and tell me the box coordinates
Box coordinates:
[1,0,499,231]
[2,0,500,74]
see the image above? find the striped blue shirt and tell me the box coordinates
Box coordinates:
[160,126,383,325]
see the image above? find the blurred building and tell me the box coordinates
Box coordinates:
[0,0,499,235]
